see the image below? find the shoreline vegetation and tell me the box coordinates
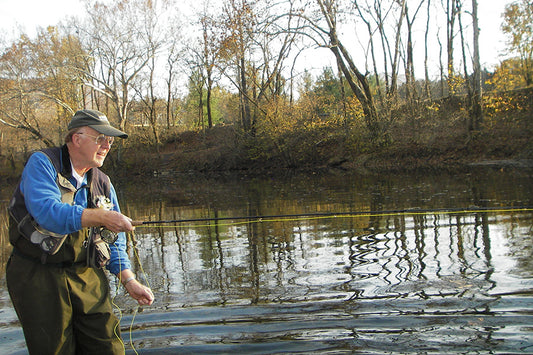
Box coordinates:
[116,90,533,179]
[1,90,532,186]
[1,1,532,187]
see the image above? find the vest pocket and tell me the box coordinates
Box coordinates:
[17,214,68,255]
[86,228,111,268]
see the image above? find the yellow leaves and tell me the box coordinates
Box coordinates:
[483,94,521,118]
[255,92,369,145]
[448,74,466,96]
[426,102,440,112]
[489,58,529,91]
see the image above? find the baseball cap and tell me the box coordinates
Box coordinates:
[68,109,128,138]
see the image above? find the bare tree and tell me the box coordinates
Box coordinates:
[201,15,216,129]
[423,0,432,98]
[305,0,381,138]
[133,0,175,144]
[164,20,185,129]
[444,0,459,95]
[251,0,302,113]
[75,0,151,130]
[354,2,385,105]
[389,0,406,99]
[219,0,257,132]
[402,0,425,103]
[193,1,226,129]
[471,0,482,129]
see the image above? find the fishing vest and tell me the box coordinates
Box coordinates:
[7,145,111,265]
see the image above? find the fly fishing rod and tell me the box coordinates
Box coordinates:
[131,205,533,226]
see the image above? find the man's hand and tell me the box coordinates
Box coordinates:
[81,208,134,233]
[125,280,155,306]
[119,269,154,306]
[100,210,134,233]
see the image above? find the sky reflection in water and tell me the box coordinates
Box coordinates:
[1,169,532,353]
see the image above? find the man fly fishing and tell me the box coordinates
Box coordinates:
[6,109,154,354]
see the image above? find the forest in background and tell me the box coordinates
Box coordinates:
[1,0,532,179]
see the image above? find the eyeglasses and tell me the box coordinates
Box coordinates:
[76,132,114,146]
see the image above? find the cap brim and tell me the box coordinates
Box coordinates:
[91,124,128,138]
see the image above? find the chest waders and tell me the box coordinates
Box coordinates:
[6,145,125,355]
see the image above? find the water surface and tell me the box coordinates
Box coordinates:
[1,169,532,353]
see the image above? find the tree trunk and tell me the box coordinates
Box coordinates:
[423,0,432,99]
[390,0,406,99]
[471,0,483,130]
[317,0,381,139]
[446,0,458,95]
[206,77,213,128]
[239,58,252,132]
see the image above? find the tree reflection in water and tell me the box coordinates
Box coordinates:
[1,169,532,353]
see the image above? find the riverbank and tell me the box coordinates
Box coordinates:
[1,90,532,184]
[117,120,533,179]
[113,90,532,178]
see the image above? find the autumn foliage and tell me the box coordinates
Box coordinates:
[1,0,533,178]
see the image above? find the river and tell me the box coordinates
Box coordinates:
[1,168,532,354]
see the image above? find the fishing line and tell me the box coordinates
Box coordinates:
[116,205,531,347]
[109,230,151,355]
[128,308,138,355]
[110,243,128,353]
[132,206,533,229]
[127,228,152,355]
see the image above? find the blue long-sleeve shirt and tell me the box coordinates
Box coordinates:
[20,151,131,274]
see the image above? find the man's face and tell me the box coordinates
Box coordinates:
[73,126,113,169]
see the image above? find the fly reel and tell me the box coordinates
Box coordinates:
[98,227,118,244]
